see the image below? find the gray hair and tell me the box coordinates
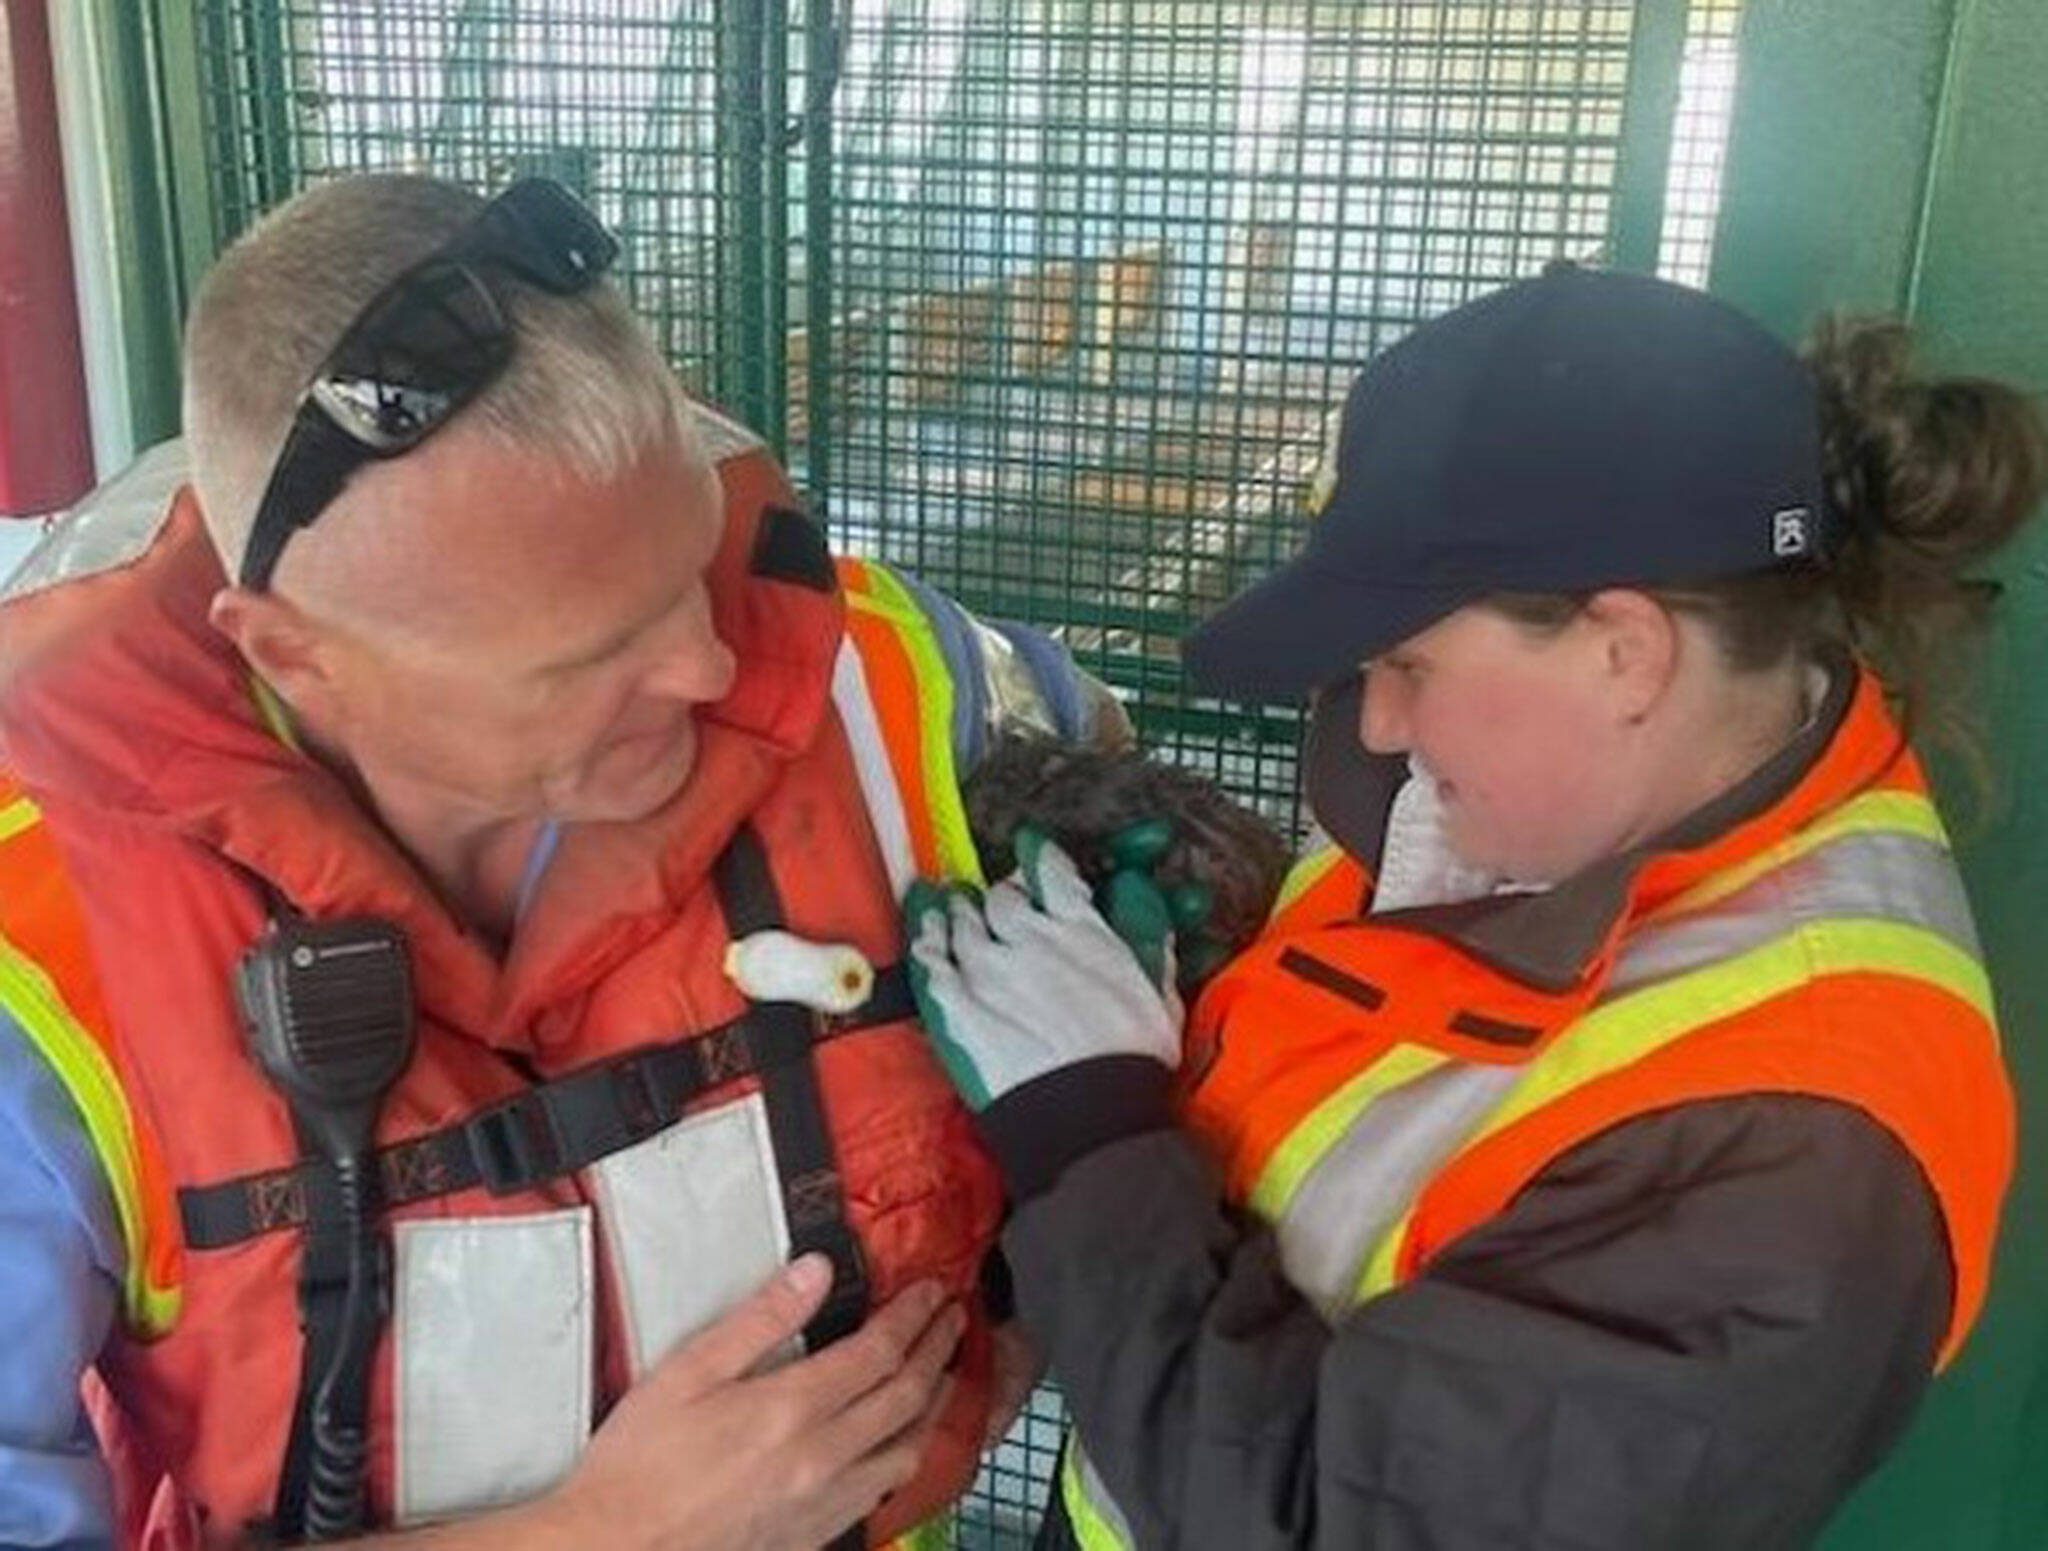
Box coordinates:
[181,173,692,577]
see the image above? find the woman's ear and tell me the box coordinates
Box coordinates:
[1580,588,1679,725]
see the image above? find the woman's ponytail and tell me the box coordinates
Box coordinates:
[1805,315,2047,775]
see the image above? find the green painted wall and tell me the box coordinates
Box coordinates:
[1711,0,1955,324]
[1719,1,2048,1546]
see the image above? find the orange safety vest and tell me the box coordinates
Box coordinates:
[1061,666,2015,1548]
[0,411,996,1550]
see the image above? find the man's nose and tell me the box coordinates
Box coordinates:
[1359,670,1410,755]
[653,624,738,704]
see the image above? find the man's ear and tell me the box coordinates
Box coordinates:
[208,587,341,714]
[1580,588,1679,725]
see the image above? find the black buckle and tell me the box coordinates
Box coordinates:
[467,1091,564,1194]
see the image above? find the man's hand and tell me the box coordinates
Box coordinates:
[519,1254,963,1551]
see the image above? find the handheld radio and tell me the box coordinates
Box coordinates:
[238,916,415,1542]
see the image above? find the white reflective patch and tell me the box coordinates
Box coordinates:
[592,1091,791,1379]
[393,1208,594,1526]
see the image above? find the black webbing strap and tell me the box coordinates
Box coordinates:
[180,964,914,1251]
[711,828,873,1355]
[712,828,872,1551]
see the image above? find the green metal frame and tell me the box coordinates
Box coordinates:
[714,0,773,436]
[1607,0,1689,271]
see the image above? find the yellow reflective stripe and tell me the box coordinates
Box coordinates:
[1270,845,1343,920]
[1650,790,1946,925]
[248,674,303,754]
[1355,918,1993,1305]
[1248,1044,1450,1221]
[1061,1443,1132,1551]
[846,566,985,885]
[1356,1210,1407,1302]
[0,928,180,1335]
[0,797,40,845]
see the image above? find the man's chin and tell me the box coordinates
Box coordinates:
[557,733,698,825]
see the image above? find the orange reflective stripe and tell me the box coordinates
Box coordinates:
[840,561,982,884]
[839,562,947,879]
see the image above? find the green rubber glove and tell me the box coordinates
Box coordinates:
[1094,820,1235,999]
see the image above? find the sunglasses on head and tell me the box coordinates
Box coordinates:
[238,178,621,591]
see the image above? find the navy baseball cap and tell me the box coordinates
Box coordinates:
[1183,267,1834,700]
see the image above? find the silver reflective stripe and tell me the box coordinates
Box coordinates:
[1608,831,1979,998]
[1271,777,1520,1317]
[1276,1060,1518,1316]
[2,439,187,604]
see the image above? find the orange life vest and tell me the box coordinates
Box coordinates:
[0,413,1000,1548]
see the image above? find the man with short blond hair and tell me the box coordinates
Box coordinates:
[0,173,1104,1549]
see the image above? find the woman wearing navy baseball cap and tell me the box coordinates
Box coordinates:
[911,267,2046,1548]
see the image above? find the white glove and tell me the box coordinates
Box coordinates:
[905,835,1182,1112]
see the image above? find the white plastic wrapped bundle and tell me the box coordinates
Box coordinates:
[723,931,875,1014]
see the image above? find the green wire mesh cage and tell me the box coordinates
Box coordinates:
[186,2,1741,1540]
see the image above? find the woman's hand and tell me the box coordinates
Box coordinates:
[905,830,1183,1112]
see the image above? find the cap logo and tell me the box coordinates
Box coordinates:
[1771,506,1813,559]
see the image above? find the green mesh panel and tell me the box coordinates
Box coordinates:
[187,2,1689,1538]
